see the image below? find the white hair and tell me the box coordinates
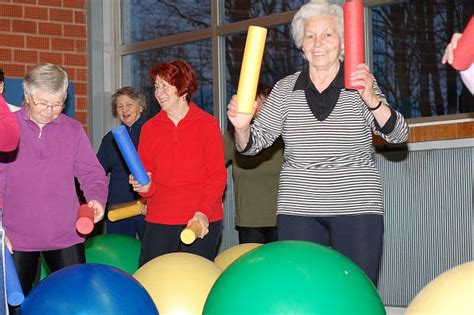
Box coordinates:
[23,63,69,99]
[291,0,345,60]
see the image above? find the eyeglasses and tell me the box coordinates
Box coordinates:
[116,103,136,112]
[32,99,64,111]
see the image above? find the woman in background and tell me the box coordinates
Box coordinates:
[224,83,283,244]
[97,87,147,239]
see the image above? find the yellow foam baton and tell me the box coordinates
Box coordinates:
[180,221,203,245]
[236,25,268,114]
[108,200,144,222]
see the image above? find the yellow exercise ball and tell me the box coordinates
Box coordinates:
[133,252,221,315]
[406,261,474,315]
[214,243,262,270]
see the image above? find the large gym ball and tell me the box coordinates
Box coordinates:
[85,234,141,274]
[204,241,385,315]
[214,243,262,270]
[39,234,141,280]
[406,261,474,315]
[134,252,221,314]
[21,263,158,315]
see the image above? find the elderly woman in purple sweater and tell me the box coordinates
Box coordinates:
[0,63,107,297]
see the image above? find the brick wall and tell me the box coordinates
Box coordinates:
[0,0,89,132]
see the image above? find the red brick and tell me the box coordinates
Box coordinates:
[26,36,50,50]
[25,6,49,21]
[74,11,85,24]
[63,24,85,38]
[14,0,37,4]
[64,53,86,67]
[52,38,75,51]
[76,96,87,110]
[0,49,12,62]
[12,19,37,34]
[75,39,86,52]
[1,64,26,78]
[75,111,87,125]
[38,0,62,7]
[38,22,62,36]
[76,68,87,81]
[39,51,63,64]
[14,49,39,63]
[0,34,25,48]
[62,66,76,80]
[0,18,11,32]
[63,0,85,9]
[50,8,73,23]
[74,81,87,96]
[0,4,23,18]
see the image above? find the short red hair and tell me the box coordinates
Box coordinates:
[149,60,197,101]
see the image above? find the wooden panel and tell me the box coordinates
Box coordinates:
[373,121,474,145]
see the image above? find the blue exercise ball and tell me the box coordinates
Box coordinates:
[21,263,158,315]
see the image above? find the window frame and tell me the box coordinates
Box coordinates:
[107,0,473,145]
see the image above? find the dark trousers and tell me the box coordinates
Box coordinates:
[237,226,277,244]
[9,243,85,314]
[277,214,383,286]
[106,215,146,240]
[139,220,222,267]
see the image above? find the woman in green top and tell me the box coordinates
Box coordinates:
[223,84,284,244]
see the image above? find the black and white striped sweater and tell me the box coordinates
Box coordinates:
[242,69,409,217]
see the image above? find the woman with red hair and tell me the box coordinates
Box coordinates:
[130,60,226,265]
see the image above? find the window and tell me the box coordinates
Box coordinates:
[122,40,212,118]
[371,0,473,119]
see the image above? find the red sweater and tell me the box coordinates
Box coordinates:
[0,95,19,152]
[138,103,226,224]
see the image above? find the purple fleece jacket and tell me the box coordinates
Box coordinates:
[0,107,107,251]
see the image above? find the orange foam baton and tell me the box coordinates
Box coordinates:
[108,200,144,222]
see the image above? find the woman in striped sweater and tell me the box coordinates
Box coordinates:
[227,1,409,285]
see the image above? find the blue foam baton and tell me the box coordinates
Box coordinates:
[4,247,24,306]
[111,125,150,186]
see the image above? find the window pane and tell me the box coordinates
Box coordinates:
[121,0,211,45]
[224,0,305,23]
[371,1,473,119]
[225,24,306,112]
[121,40,213,118]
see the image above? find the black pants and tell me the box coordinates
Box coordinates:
[277,214,383,286]
[139,220,222,267]
[9,243,85,314]
[237,226,277,244]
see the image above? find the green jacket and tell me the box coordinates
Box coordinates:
[223,131,284,227]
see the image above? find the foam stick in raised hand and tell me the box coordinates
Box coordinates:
[180,221,203,245]
[4,247,24,306]
[108,200,144,222]
[236,25,268,114]
[452,16,474,71]
[76,204,94,235]
[344,0,365,90]
[112,125,150,186]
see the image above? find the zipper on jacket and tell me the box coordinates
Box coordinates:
[38,128,43,139]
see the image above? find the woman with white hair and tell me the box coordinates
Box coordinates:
[227,1,409,285]
[0,63,107,300]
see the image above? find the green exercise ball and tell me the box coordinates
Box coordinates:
[84,234,141,274]
[39,234,141,280]
[203,240,385,315]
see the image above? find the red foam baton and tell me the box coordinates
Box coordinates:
[452,16,474,71]
[76,204,94,235]
[344,0,365,90]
